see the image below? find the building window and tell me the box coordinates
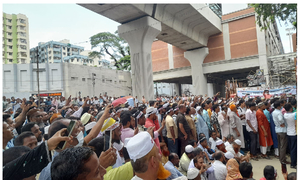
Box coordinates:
[20,26,25,30]
[9,46,12,49]
[49,51,51,54]
[8,26,12,29]
[7,19,12,23]
[8,52,12,56]
[63,52,66,55]
[82,78,86,81]
[19,19,26,24]
[63,47,65,50]
[77,59,79,62]
[21,59,26,63]
[9,59,12,62]
[71,59,74,62]
[7,32,12,36]
[8,39,12,42]
[49,56,51,59]
[71,77,78,81]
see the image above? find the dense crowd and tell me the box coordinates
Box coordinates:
[2,90,297,180]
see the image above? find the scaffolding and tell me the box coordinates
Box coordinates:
[268,52,297,89]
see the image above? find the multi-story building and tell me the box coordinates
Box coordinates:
[30,39,103,67]
[152,7,286,97]
[3,63,132,98]
[2,13,30,64]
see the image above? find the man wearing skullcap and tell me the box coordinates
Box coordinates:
[228,104,245,149]
[197,136,214,160]
[178,145,194,176]
[216,140,227,153]
[126,132,171,180]
[256,102,273,159]
[226,139,250,163]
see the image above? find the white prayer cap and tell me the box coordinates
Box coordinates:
[216,139,224,146]
[196,106,201,112]
[185,145,194,153]
[145,107,157,118]
[234,139,242,146]
[126,131,155,162]
[85,122,97,131]
[124,138,131,147]
[187,168,200,179]
[113,141,124,151]
[225,151,234,159]
[81,113,91,125]
[257,102,264,107]
[163,103,169,109]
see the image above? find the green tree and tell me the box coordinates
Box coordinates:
[250,4,297,30]
[89,31,130,70]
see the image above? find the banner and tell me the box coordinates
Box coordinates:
[236,86,296,98]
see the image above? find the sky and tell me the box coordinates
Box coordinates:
[2,3,297,53]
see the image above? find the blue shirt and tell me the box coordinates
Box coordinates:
[202,110,211,130]
[164,161,183,180]
[198,143,213,160]
[264,109,271,123]
[39,151,60,180]
[196,113,209,139]
[272,109,287,133]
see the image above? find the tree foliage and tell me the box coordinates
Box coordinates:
[250,4,297,30]
[89,31,130,70]
[116,55,131,71]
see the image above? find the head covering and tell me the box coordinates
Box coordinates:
[165,108,173,114]
[226,159,243,180]
[85,121,97,131]
[50,113,61,124]
[199,136,206,143]
[216,139,224,146]
[187,168,199,179]
[257,102,264,107]
[185,145,194,153]
[81,113,91,125]
[234,139,242,146]
[100,118,120,133]
[124,137,131,147]
[196,106,201,112]
[230,104,236,111]
[113,141,124,151]
[162,103,169,109]
[126,131,155,162]
[225,151,234,159]
[145,107,157,118]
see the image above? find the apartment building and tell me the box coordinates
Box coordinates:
[2,13,30,64]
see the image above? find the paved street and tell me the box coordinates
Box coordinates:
[251,155,297,180]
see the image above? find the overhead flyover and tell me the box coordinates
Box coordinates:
[78,3,222,99]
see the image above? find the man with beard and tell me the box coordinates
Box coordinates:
[226,139,250,163]
[127,131,171,180]
[177,104,191,156]
[216,140,227,153]
[160,142,170,165]
[212,151,227,180]
[164,153,183,180]
[145,107,161,153]
[21,122,43,145]
[178,145,194,176]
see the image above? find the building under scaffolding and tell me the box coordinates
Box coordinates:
[268,52,297,89]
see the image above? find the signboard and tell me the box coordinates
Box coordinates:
[236,86,296,98]
[32,92,62,97]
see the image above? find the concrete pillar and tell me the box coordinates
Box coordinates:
[184,48,209,96]
[118,16,161,101]
[207,83,214,97]
[255,14,269,86]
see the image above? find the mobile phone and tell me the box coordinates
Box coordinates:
[56,120,76,150]
[25,101,32,105]
[281,163,287,173]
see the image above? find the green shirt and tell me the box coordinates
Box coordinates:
[104,162,134,180]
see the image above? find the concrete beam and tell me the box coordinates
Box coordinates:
[118,16,161,101]
[184,48,209,95]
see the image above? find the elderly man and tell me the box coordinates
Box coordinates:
[226,139,250,163]
[256,102,273,159]
[126,131,171,180]
[229,104,245,148]
[198,136,214,160]
[164,153,184,180]
[178,145,194,176]
[195,106,209,141]
[212,151,227,180]
[216,140,227,153]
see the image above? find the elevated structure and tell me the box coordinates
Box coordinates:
[79,3,222,100]
[2,13,30,64]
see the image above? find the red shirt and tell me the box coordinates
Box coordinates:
[145,118,161,153]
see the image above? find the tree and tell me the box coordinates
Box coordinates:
[250,4,297,30]
[89,31,131,70]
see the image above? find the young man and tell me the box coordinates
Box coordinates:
[164,153,183,180]
[239,162,255,180]
[245,102,258,160]
[14,132,38,149]
[165,107,178,154]
[212,151,227,180]
[177,104,191,156]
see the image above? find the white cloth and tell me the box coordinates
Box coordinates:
[213,160,227,180]
[245,109,258,132]
[284,112,296,136]
[224,141,230,147]
[237,107,247,126]
[218,112,230,139]
[225,144,243,158]
[228,111,245,148]
[131,175,143,180]
[112,150,123,168]
[188,159,195,170]
[209,137,220,151]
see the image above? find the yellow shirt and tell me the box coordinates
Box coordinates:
[166,115,178,139]
[207,109,212,119]
[104,162,134,180]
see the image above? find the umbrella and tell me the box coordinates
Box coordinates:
[112,96,134,107]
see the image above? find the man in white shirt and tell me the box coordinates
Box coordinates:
[245,102,258,160]
[212,151,227,180]
[226,139,250,162]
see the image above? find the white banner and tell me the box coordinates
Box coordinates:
[236,86,296,98]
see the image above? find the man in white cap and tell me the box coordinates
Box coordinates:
[212,151,227,180]
[126,131,171,180]
[216,139,227,153]
[187,168,201,180]
[226,139,250,163]
[224,151,234,161]
[178,145,194,176]
[195,106,209,140]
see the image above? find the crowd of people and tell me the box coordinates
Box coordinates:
[2,90,297,180]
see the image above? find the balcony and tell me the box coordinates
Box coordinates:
[53,53,61,58]
[53,59,62,63]
[72,51,79,55]
[53,47,61,52]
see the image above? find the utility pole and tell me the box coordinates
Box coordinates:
[92,73,96,97]
[286,27,295,53]
[36,46,40,108]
